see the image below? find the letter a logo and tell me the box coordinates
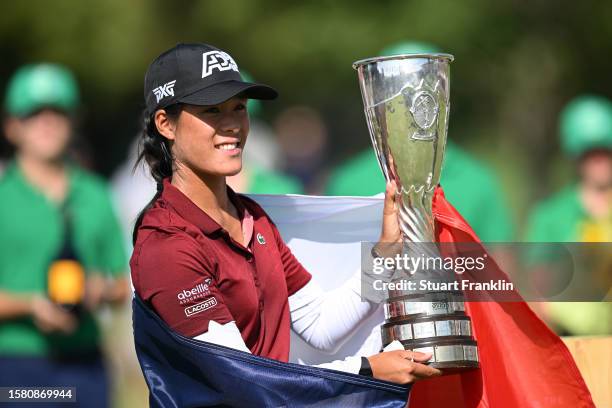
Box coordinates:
[202,51,239,78]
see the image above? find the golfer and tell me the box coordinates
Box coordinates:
[131,43,441,384]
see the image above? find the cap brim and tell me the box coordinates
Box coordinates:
[179,80,278,106]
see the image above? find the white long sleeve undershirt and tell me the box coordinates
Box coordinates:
[194,270,378,374]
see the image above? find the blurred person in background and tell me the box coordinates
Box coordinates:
[326,41,515,242]
[274,106,328,194]
[0,64,129,407]
[226,71,303,195]
[526,95,612,336]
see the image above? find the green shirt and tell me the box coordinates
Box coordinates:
[247,166,304,195]
[526,185,612,242]
[325,142,515,242]
[0,161,127,356]
[526,185,612,335]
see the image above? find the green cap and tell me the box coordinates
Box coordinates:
[5,64,79,117]
[380,41,441,56]
[560,95,612,157]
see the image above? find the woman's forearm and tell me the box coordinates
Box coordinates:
[193,321,363,374]
[0,291,33,320]
[103,276,131,305]
[288,270,379,354]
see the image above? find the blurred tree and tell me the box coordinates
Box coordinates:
[1,0,611,222]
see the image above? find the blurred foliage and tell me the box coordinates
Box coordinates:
[2,0,612,223]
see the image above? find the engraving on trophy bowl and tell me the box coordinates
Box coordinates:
[409,91,438,130]
[405,88,439,141]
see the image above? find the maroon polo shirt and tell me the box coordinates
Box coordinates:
[130,178,312,362]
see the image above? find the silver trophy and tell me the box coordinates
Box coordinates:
[353,54,479,372]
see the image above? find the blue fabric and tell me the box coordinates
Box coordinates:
[132,296,411,408]
[0,354,108,408]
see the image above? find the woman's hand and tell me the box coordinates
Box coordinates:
[84,274,106,311]
[30,295,77,334]
[367,350,441,384]
[84,274,130,311]
[373,181,402,257]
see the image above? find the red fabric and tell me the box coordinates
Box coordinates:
[408,188,594,408]
[131,179,312,362]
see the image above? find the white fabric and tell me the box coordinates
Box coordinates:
[383,340,405,352]
[288,273,377,354]
[194,318,363,373]
[191,273,376,374]
[253,193,387,365]
[194,321,251,353]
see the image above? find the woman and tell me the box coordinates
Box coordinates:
[131,43,440,385]
[0,63,129,408]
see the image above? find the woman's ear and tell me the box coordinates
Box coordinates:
[154,109,177,141]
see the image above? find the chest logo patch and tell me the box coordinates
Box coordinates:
[256,233,266,245]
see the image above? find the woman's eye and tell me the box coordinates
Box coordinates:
[235,103,247,111]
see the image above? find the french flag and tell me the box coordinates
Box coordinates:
[132,294,410,407]
[132,189,593,407]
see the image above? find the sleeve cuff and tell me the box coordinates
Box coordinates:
[358,356,373,377]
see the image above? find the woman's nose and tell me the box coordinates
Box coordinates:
[219,115,241,134]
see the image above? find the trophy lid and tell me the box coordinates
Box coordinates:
[352,53,454,70]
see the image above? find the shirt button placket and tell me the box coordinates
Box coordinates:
[248,254,263,310]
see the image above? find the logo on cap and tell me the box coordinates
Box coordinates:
[202,51,238,78]
[153,80,177,103]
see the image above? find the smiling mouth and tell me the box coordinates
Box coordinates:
[215,141,241,151]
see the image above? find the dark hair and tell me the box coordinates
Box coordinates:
[132,104,182,244]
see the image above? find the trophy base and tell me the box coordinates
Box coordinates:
[381,315,473,345]
[383,338,480,375]
[427,360,480,374]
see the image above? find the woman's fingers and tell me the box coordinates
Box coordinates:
[379,180,401,244]
[368,350,442,384]
[398,350,441,379]
[397,349,432,363]
[410,362,442,379]
[410,351,434,363]
[383,180,398,215]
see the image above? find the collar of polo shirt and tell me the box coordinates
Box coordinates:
[160,178,248,236]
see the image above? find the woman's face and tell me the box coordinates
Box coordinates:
[4,109,72,162]
[171,97,249,178]
[579,149,612,191]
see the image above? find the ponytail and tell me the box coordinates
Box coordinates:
[132,105,182,244]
